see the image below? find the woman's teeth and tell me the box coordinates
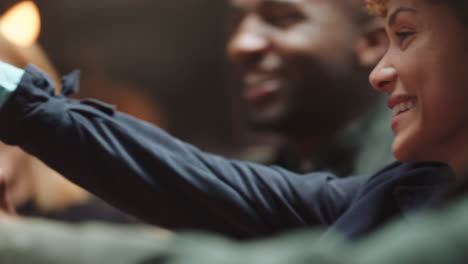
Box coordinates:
[392,101,415,116]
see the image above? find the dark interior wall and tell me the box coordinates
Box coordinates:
[0,0,18,12]
[36,0,243,154]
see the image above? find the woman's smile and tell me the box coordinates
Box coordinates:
[388,95,417,132]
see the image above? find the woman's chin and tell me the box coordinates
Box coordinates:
[393,145,442,164]
[392,139,419,163]
[393,152,412,163]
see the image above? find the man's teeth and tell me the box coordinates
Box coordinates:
[392,101,415,116]
[244,75,279,88]
[245,74,264,86]
[262,80,280,92]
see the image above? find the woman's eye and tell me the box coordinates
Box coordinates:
[395,30,414,45]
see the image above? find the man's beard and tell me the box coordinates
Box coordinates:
[244,93,348,139]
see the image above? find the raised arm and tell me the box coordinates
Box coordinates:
[0,65,366,238]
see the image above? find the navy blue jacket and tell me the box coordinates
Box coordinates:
[0,66,455,239]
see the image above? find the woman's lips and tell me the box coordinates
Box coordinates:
[389,96,417,133]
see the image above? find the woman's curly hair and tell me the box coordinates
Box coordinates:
[364,0,388,16]
[365,0,468,25]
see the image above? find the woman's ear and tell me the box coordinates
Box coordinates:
[355,18,388,67]
[0,1,40,47]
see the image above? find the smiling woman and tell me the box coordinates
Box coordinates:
[366,0,468,176]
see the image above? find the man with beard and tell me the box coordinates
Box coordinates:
[228,0,393,175]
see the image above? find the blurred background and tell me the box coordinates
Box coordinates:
[9,0,248,156]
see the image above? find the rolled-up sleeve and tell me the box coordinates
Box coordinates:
[0,65,367,239]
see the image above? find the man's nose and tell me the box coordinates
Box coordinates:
[369,58,397,93]
[227,18,270,62]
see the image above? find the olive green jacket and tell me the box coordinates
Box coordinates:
[1,195,468,264]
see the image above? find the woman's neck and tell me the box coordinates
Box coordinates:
[443,135,468,180]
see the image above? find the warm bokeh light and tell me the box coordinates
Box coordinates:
[0,1,40,47]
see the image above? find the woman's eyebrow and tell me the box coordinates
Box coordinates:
[389,7,417,26]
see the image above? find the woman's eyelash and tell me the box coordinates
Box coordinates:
[395,30,414,42]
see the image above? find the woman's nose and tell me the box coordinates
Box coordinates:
[369,60,397,93]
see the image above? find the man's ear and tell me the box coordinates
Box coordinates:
[0,1,40,47]
[355,18,388,67]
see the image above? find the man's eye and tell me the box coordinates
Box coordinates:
[263,10,305,28]
[266,15,301,27]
